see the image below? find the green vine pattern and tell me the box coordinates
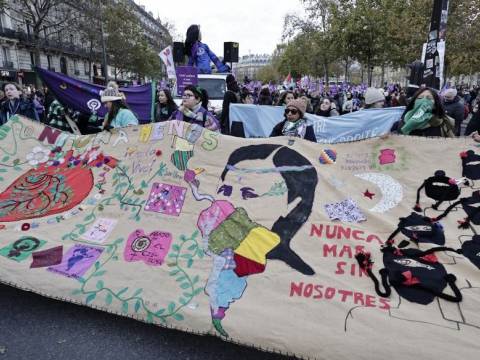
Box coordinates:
[62,162,167,241]
[0,117,40,171]
[72,231,204,323]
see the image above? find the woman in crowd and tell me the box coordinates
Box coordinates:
[342,92,354,113]
[315,97,339,117]
[154,89,178,122]
[300,95,314,114]
[170,85,220,131]
[392,87,454,137]
[270,98,316,142]
[100,87,138,130]
[185,25,230,74]
[276,91,295,106]
[240,88,254,104]
[33,90,46,123]
[0,83,38,125]
[257,87,273,106]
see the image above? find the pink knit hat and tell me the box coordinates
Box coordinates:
[286,98,307,117]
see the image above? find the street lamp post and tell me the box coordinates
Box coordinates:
[99,0,108,85]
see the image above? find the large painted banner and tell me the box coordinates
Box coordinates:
[229,104,405,143]
[1,117,480,360]
[36,67,155,123]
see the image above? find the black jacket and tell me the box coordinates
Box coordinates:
[154,103,177,122]
[220,90,239,135]
[270,120,317,142]
[465,111,480,136]
[0,98,38,125]
[444,96,465,135]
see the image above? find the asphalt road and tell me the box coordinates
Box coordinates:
[0,284,294,360]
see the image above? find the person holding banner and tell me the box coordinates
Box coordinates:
[100,87,138,130]
[315,98,339,117]
[269,98,316,142]
[170,85,220,132]
[154,89,178,122]
[393,88,454,138]
[184,25,230,74]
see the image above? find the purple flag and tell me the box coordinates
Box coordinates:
[36,67,155,124]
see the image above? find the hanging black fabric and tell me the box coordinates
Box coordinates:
[461,235,480,269]
[413,170,463,212]
[356,246,462,305]
[461,150,480,180]
[435,190,480,228]
[388,212,445,245]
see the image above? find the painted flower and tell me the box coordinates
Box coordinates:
[26,146,50,166]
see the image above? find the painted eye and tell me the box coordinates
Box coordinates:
[217,184,233,197]
[240,187,259,200]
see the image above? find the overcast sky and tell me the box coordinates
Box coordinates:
[136,0,303,56]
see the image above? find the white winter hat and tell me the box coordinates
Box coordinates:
[364,87,385,105]
[100,87,124,103]
[443,88,457,99]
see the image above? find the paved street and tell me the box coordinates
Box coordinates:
[0,284,293,360]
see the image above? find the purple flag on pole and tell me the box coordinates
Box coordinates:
[36,67,155,124]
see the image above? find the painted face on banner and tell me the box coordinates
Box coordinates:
[217,156,290,229]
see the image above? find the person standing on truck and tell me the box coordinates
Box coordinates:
[184,25,230,74]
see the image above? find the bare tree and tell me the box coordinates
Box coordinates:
[4,0,77,87]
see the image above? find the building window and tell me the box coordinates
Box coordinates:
[74,59,79,75]
[26,21,31,36]
[2,47,11,62]
[60,57,67,75]
[30,52,35,68]
[47,55,52,69]
[84,61,89,75]
[70,34,74,44]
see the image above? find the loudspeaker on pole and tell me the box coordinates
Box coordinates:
[224,42,239,63]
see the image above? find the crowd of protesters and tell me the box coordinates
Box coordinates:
[2,21,480,143]
[2,77,480,144]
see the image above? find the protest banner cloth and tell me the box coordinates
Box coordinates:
[1,116,480,360]
[229,104,404,142]
[36,67,156,124]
